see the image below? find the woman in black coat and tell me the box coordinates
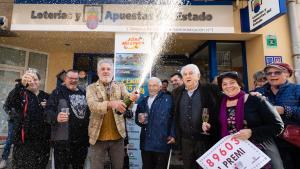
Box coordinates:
[9,71,50,169]
[203,72,284,169]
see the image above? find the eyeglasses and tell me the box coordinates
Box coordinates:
[266,71,283,76]
[66,75,79,81]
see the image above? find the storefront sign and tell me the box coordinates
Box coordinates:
[240,0,286,32]
[197,135,270,169]
[266,34,278,48]
[11,4,234,33]
[15,0,233,5]
[265,56,282,65]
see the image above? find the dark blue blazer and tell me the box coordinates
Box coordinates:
[135,92,175,153]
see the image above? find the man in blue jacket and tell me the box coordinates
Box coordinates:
[256,63,300,169]
[135,77,175,169]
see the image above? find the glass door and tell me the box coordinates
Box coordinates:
[191,44,210,83]
[216,42,244,78]
[216,42,248,90]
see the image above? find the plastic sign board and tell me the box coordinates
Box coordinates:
[197,135,270,169]
[114,33,152,169]
[241,0,286,32]
[265,56,282,65]
[266,35,278,48]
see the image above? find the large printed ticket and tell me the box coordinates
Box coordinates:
[197,135,270,169]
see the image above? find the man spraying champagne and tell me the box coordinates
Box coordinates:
[86,59,139,169]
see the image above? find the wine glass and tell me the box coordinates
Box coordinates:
[202,108,210,135]
[26,68,38,75]
[61,108,70,122]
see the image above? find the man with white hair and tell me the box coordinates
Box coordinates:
[86,59,139,169]
[172,64,220,169]
[135,77,175,169]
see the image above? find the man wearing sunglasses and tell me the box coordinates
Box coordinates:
[255,62,300,169]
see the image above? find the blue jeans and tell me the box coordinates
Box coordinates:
[2,121,13,160]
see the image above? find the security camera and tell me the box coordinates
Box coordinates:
[0,16,8,30]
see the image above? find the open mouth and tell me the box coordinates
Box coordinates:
[225,88,236,92]
[270,78,279,82]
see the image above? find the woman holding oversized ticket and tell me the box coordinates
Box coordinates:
[202,72,284,169]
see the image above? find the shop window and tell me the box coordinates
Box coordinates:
[216,42,244,80]
[0,46,26,67]
[29,52,48,90]
[0,45,48,143]
[192,45,210,83]
[153,55,190,90]
[0,69,23,144]
[0,46,48,88]
[73,54,89,72]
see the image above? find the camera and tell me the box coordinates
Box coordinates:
[0,16,8,30]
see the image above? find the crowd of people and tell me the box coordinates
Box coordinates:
[0,60,299,169]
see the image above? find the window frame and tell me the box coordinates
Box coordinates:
[0,44,49,90]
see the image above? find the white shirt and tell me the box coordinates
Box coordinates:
[186,83,199,97]
[147,95,157,109]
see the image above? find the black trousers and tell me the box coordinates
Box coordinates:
[141,150,170,169]
[53,141,88,169]
[181,138,212,169]
[12,142,50,169]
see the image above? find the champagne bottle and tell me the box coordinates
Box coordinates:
[124,97,133,108]
[116,97,132,115]
[116,91,138,115]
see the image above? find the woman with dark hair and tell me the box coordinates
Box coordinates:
[203,71,284,169]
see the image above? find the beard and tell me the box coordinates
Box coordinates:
[100,76,113,84]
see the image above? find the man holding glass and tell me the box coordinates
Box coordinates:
[135,77,175,169]
[46,69,90,169]
[172,64,220,169]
